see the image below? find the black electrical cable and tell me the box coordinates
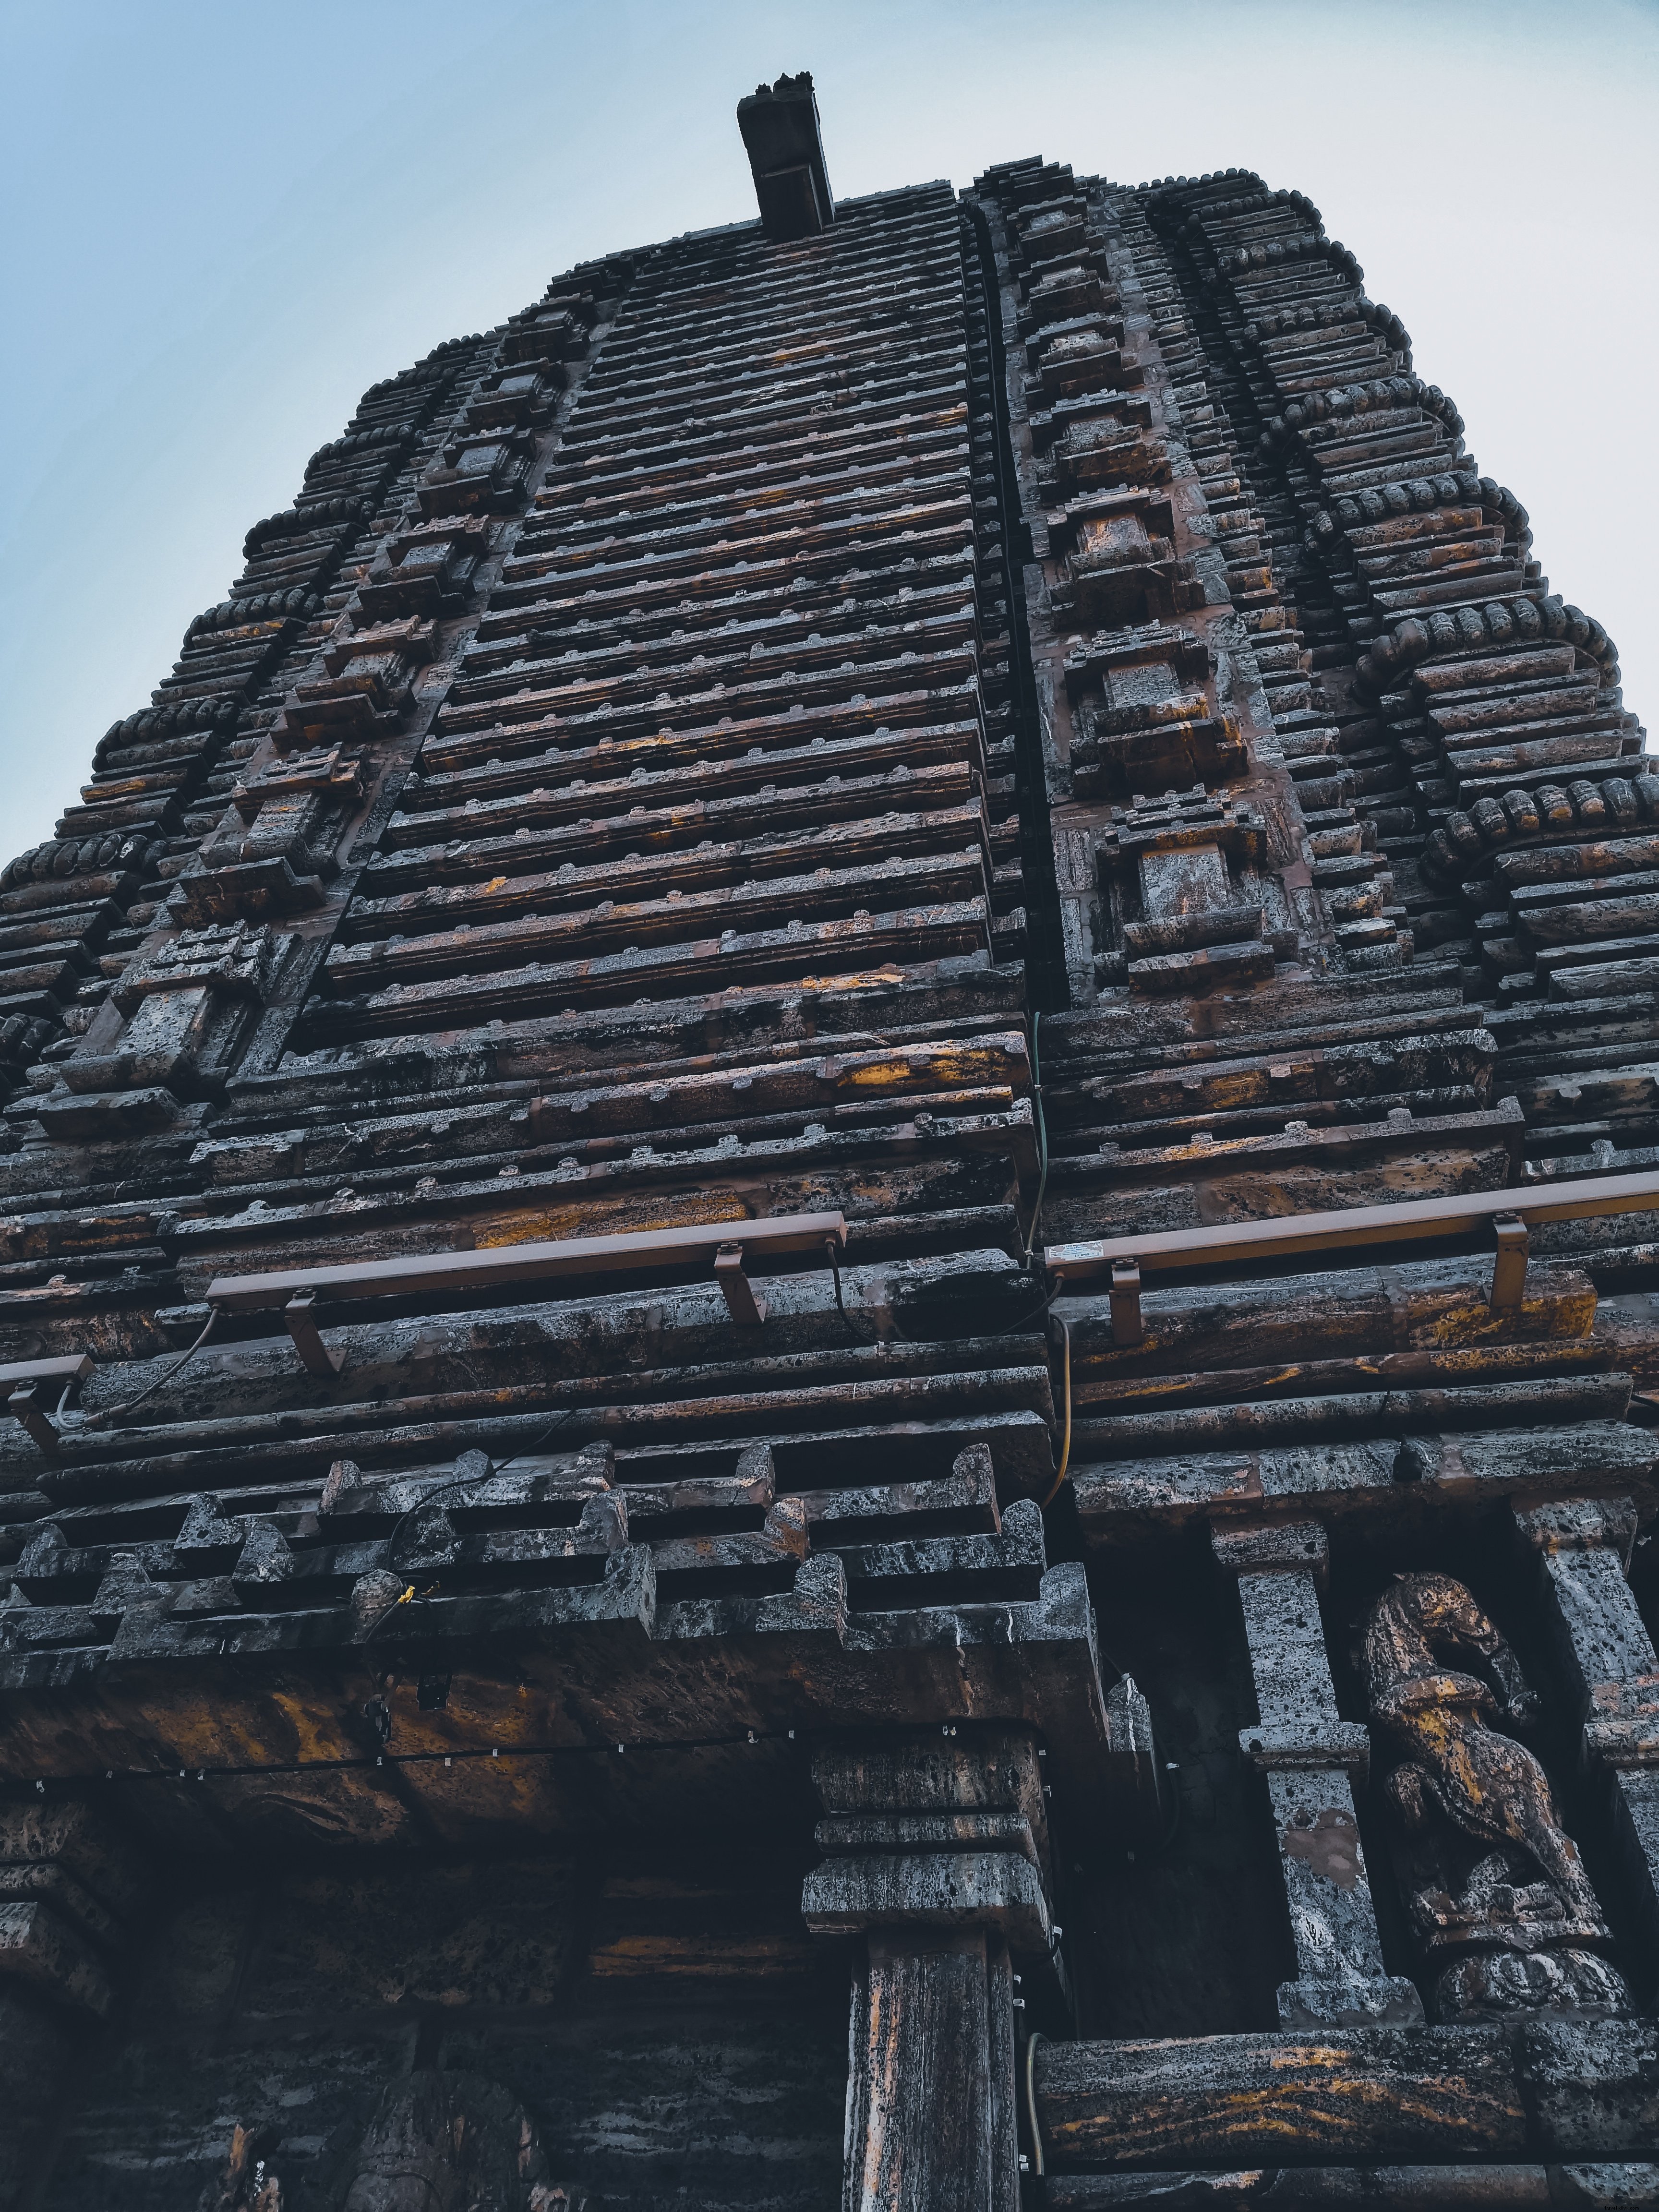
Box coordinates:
[960,194,1068,1009]
[487,1403,578,1484]
[77,1304,222,1433]
[1038,1314,1072,1509]
[44,1718,818,1786]
[1025,2031,1046,2177]
[827,1236,856,1338]
[827,1236,885,1347]
[362,1404,578,1637]
[1022,1008,1050,1269]
[361,1580,442,1643]
[379,1407,577,1568]
[985,1271,1059,1339]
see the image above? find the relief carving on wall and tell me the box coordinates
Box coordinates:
[341,2072,579,2212]
[1361,1571,1629,2021]
[198,2075,582,2212]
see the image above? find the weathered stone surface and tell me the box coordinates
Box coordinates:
[1512,2019,1659,2159]
[1034,2025,1527,2170]
[1043,2170,1659,2208]
[0,1988,74,2211]
[339,2070,571,2212]
[0,1898,112,2016]
[0,97,1655,2212]
[803,1847,1049,1946]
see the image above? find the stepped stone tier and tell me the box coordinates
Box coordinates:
[3,68,1659,2210]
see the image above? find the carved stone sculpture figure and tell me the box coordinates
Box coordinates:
[340,2073,577,2212]
[1362,1571,1628,2021]
[8,68,1659,2201]
[198,2076,579,2212]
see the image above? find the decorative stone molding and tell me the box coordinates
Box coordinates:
[1213,1520,1422,2028]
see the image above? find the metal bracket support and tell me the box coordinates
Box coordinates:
[715,1244,767,1326]
[286,1290,345,1376]
[7,1382,59,1458]
[1490,1213,1529,1315]
[1,1355,94,1458]
[1109,1259,1143,1348]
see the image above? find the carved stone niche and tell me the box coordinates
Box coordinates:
[1026,318,1141,401]
[1094,785,1278,993]
[462,361,565,433]
[1065,625,1246,800]
[1026,386,1154,465]
[1045,421,1172,504]
[198,2072,580,2212]
[282,619,436,744]
[1050,490,1202,631]
[1361,1570,1632,2024]
[1013,202,1088,269]
[358,517,491,622]
[174,747,367,926]
[420,427,537,518]
[59,920,286,1103]
[499,296,593,367]
[1020,262,1110,335]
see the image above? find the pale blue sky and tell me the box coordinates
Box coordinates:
[2,0,1655,856]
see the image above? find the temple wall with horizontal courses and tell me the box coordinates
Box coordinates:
[0,71,1656,2212]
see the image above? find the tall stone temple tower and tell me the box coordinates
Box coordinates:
[4,69,1659,2210]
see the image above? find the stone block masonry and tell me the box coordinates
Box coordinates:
[0,76,1655,2210]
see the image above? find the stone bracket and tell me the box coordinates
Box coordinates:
[1240,1720,1371,1779]
[802,1848,1052,1953]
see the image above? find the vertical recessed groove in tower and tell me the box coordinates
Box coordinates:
[962,192,1070,1012]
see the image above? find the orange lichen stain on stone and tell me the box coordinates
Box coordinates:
[136,1690,299,1770]
[587,1932,810,1976]
[800,964,909,991]
[1422,1294,1591,1349]
[471,1195,749,1248]
[1265,2042,1344,2070]
[264,1688,364,1765]
[841,1055,926,1091]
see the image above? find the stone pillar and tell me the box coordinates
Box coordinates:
[801,1729,1059,2212]
[1515,1496,1659,1949]
[0,1794,149,2208]
[1212,1521,1423,2026]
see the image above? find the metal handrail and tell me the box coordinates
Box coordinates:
[204,1211,851,1373]
[1045,1169,1659,1348]
[1044,1169,1659,1283]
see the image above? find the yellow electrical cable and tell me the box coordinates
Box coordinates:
[1025,2029,1045,2176]
[363,1582,440,1642]
[1039,1317,1072,1510]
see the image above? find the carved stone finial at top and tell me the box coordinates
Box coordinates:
[737,71,832,242]
[1362,1570,1629,2022]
